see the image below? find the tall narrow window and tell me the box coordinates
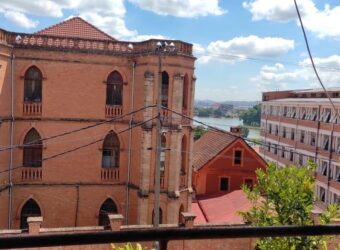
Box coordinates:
[20,199,41,229]
[220,177,229,191]
[98,198,117,226]
[181,135,187,174]
[234,150,242,165]
[182,74,189,110]
[178,204,184,225]
[102,131,120,168]
[23,128,42,167]
[160,135,166,173]
[106,71,123,105]
[161,71,169,107]
[24,66,42,102]
[152,207,163,224]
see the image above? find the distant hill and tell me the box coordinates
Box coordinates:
[195,100,260,109]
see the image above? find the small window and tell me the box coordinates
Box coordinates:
[220,177,229,191]
[23,128,42,167]
[98,198,117,226]
[102,131,120,168]
[20,199,41,229]
[234,150,242,165]
[244,179,253,189]
[161,71,169,107]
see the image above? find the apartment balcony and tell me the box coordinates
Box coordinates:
[330,179,340,190]
[316,173,328,184]
[23,102,42,116]
[101,168,120,182]
[105,105,122,118]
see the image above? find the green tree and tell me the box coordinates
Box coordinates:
[240,126,249,138]
[240,162,339,250]
[239,104,261,126]
[194,125,207,141]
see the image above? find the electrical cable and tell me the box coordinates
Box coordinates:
[0,105,156,152]
[0,116,157,175]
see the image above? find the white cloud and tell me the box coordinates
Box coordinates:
[243,0,340,39]
[4,10,38,29]
[128,0,226,18]
[251,55,340,92]
[197,35,294,64]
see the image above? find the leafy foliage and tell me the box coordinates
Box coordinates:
[194,125,208,141]
[240,126,249,138]
[111,243,151,250]
[240,162,339,250]
[239,104,261,126]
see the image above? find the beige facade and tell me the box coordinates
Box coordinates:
[260,88,340,208]
[0,17,196,229]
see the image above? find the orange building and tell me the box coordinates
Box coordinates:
[0,17,196,229]
[192,128,267,196]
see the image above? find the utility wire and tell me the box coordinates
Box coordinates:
[0,105,155,152]
[294,0,340,119]
[0,116,157,175]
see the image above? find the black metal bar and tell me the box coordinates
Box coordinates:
[0,225,339,249]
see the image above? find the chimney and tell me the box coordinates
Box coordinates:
[230,126,241,136]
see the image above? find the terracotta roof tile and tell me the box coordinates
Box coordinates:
[35,17,115,41]
[193,129,237,170]
[194,190,251,224]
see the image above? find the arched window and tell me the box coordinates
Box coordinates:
[182,74,189,110]
[102,131,120,168]
[181,135,187,174]
[152,207,163,225]
[106,71,123,106]
[160,135,166,173]
[98,198,118,226]
[178,204,184,225]
[24,66,42,102]
[23,128,42,167]
[161,71,169,107]
[20,199,41,229]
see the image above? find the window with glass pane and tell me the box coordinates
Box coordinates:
[161,71,169,107]
[106,71,123,105]
[234,150,242,165]
[220,177,229,191]
[102,131,120,168]
[23,128,42,167]
[24,66,42,102]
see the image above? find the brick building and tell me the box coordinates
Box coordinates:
[192,128,267,196]
[0,17,196,229]
[260,88,340,208]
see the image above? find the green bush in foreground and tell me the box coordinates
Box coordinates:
[240,162,339,250]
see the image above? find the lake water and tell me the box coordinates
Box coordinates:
[194,116,261,140]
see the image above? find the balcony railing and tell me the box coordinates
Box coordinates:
[21,167,42,181]
[0,29,193,57]
[23,102,42,116]
[101,168,119,181]
[105,105,122,118]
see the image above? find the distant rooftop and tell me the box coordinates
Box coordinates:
[35,17,115,41]
[193,190,251,224]
[193,129,237,171]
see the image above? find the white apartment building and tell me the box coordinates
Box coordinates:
[260,88,340,208]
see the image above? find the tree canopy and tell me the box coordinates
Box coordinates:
[240,162,339,250]
[239,104,261,126]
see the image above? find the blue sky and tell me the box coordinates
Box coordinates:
[0,0,339,101]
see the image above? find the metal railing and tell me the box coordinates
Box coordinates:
[0,225,339,250]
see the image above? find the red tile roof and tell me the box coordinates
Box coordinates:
[193,129,237,170]
[193,190,251,224]
[35,17,115,41]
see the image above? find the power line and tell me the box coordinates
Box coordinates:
[0,116,157,175]
[294,0,340,120]
[0,105,156,152]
